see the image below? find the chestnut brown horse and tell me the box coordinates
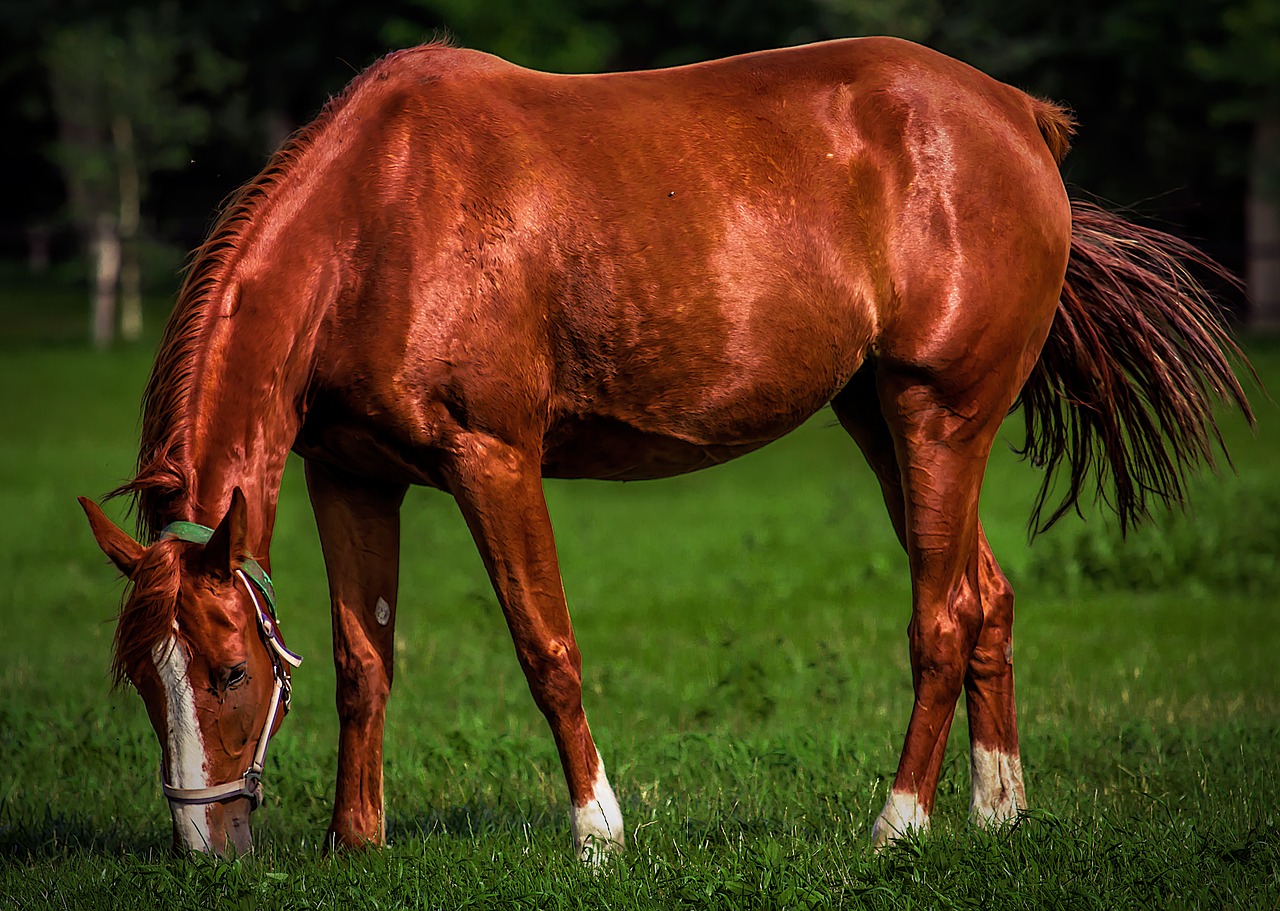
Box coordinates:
[81,37,1251,859]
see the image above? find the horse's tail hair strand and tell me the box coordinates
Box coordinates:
[1015,199,1256,535]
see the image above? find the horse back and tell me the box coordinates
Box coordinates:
[300,39,1069,482]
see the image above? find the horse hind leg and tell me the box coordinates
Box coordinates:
[440,432,623,863]
[832,358,1028,846]
[964,529,1027,827]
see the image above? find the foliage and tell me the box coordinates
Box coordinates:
[39,5,243,344]
[1189,0,1280,124]
[1022,477,1280,595]
[386,0,944,73]
[928,0,1253,206]
[47,11,234,204]
[384,0,619,73]
[44,7,241,226]
[44,22,120,227]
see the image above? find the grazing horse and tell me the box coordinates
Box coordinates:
[80,37,1251,859]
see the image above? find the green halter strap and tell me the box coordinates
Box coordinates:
[159,520,279,617]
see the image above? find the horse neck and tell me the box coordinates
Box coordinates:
[146,95,364,559]
[180,258,334,563]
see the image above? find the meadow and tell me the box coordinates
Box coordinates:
[1,273,1277,908]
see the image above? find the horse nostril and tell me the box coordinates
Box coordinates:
[227,804,255,856]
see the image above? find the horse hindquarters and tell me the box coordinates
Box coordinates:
[833,113,1070,842]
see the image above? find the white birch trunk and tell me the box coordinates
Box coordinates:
[114,114,143,342]
[91,212,121,350]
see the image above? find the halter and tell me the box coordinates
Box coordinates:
[156,522,303,809]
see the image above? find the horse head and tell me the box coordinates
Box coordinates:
[78,489,300,855]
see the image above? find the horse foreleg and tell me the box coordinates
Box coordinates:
[305,460,407,849]
[442,433,623,863]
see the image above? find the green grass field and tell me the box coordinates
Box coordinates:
[2,275,1278,908]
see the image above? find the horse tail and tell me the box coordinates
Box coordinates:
[1031,97,1075,166]
[1015,199,1256,535]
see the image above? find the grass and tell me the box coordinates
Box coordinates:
[1,275,1277,908]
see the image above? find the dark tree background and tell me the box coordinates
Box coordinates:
[1,0,1275,342]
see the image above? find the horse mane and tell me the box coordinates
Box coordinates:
[102,84,360,687]
[110,538,186,687]
[107,41,453,540]
[107,109,344,538]
[103,41,457,679]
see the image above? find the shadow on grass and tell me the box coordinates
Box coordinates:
[0,807,170,860]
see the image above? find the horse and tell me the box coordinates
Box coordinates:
[79,36,1253,859]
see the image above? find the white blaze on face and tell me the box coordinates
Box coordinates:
[153,635,212,850]
[570,752,624,865]
[871,789,929,849]
[970,744,1026,826]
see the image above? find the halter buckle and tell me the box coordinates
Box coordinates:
[244,769,264,811]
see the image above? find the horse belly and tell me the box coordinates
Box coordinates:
[542,414,798,481]
[543,294,872,480]
[541,224,876,479]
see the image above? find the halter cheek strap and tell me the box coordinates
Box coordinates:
[156,523,303,809]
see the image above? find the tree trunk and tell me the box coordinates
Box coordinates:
[91,212,121,350]
[114,114,143,342]
[1247,117,1280,329]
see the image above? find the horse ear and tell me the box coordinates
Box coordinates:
[204,488,249,580]
[79,496,144,578]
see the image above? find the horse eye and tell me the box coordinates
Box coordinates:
[226,664,248,689]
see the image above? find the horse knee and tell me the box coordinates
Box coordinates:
[969,557,1016,681]
[522,637,584,719]
[910,579,984,691]
[980,554,1015,627]
[334,645,391,723]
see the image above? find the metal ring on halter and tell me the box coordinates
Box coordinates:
[159,569,302,809]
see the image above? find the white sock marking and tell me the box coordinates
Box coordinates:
[153,635,212,850]
[871,789,929,848]
[970,744,1025,826]
[570,753,624,864]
